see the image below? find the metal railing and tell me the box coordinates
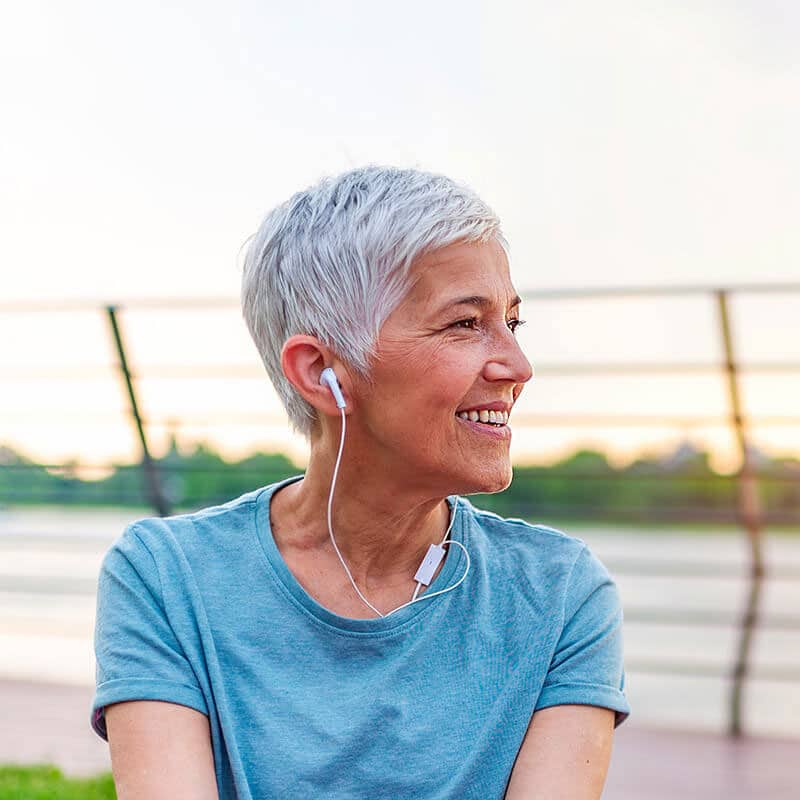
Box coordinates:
[1,281,799,737]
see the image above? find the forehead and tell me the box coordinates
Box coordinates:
[405,239,516,311]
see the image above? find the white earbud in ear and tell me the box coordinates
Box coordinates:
[319,367,346,409]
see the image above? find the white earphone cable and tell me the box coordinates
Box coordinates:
[326,405,469,618]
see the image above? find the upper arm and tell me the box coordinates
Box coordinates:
[93,526,217,797]
[106,700,219,800]
[535,544,631,730]
[504,704,615,800]
[92,523,209,741]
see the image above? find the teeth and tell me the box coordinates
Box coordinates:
[456,409,509,425]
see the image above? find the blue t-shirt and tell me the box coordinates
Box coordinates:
[91,474,630,799]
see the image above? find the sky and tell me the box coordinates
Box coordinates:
[1,0,798,476]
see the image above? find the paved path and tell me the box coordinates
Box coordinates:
[606,723,800,799]
[1,679,798,798]
[1,679,110,778]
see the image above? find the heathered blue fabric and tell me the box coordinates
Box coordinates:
[91,473,630,799]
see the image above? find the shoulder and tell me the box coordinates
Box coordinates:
[106,481,282,567]
[461,497,589,564]
[459,499,614,601]
[129,487,258,534]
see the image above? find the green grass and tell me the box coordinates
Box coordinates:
[0,765,115,799]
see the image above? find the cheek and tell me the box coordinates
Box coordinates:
[369,338,482,419]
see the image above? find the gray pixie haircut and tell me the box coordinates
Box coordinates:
[240,164,507,440]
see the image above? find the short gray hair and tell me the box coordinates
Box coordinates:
[240,165,507,440]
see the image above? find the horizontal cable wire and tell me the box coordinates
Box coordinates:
[2,461,799,483]
[625,659,800,682]
[3,360,800,380]
[2,411,799,428]
[2,281,799,313]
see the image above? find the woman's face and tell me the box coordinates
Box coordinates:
[349,237,533,497]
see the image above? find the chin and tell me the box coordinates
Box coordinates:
[482,473,513,494]
[454,463,512,496]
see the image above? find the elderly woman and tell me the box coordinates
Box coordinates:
[90,166,630,799]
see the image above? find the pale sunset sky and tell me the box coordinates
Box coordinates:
[1,1,798,476]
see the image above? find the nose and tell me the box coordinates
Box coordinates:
[483,326,534,385]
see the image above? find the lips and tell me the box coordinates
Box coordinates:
[455,414,511,440]
[455,400,512,414]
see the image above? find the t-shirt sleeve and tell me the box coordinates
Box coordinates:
[90,522,208,741]
[535,544,631,728]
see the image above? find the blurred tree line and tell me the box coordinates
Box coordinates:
[0,438,798,525]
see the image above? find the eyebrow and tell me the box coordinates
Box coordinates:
[434,294,522,316]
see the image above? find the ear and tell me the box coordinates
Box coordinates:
[280,335,350,416]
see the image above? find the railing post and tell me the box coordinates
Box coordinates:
[716,289,765,737]
[105,305,171,517]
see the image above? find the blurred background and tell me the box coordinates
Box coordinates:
[1,1,798,797]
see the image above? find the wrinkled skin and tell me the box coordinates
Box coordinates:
[273,238,534,605]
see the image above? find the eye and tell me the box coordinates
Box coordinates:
[449,317,527,334]
[451,317,479,330]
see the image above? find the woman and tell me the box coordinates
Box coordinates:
[90,165,630,799]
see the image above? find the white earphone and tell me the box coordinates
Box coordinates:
[317,366,470,617]
[319,367,346,409]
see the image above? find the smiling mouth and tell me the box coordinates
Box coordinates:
[455,411,508,428]
[454,415,511,437]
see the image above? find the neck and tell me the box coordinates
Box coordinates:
[271,450,454,593]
